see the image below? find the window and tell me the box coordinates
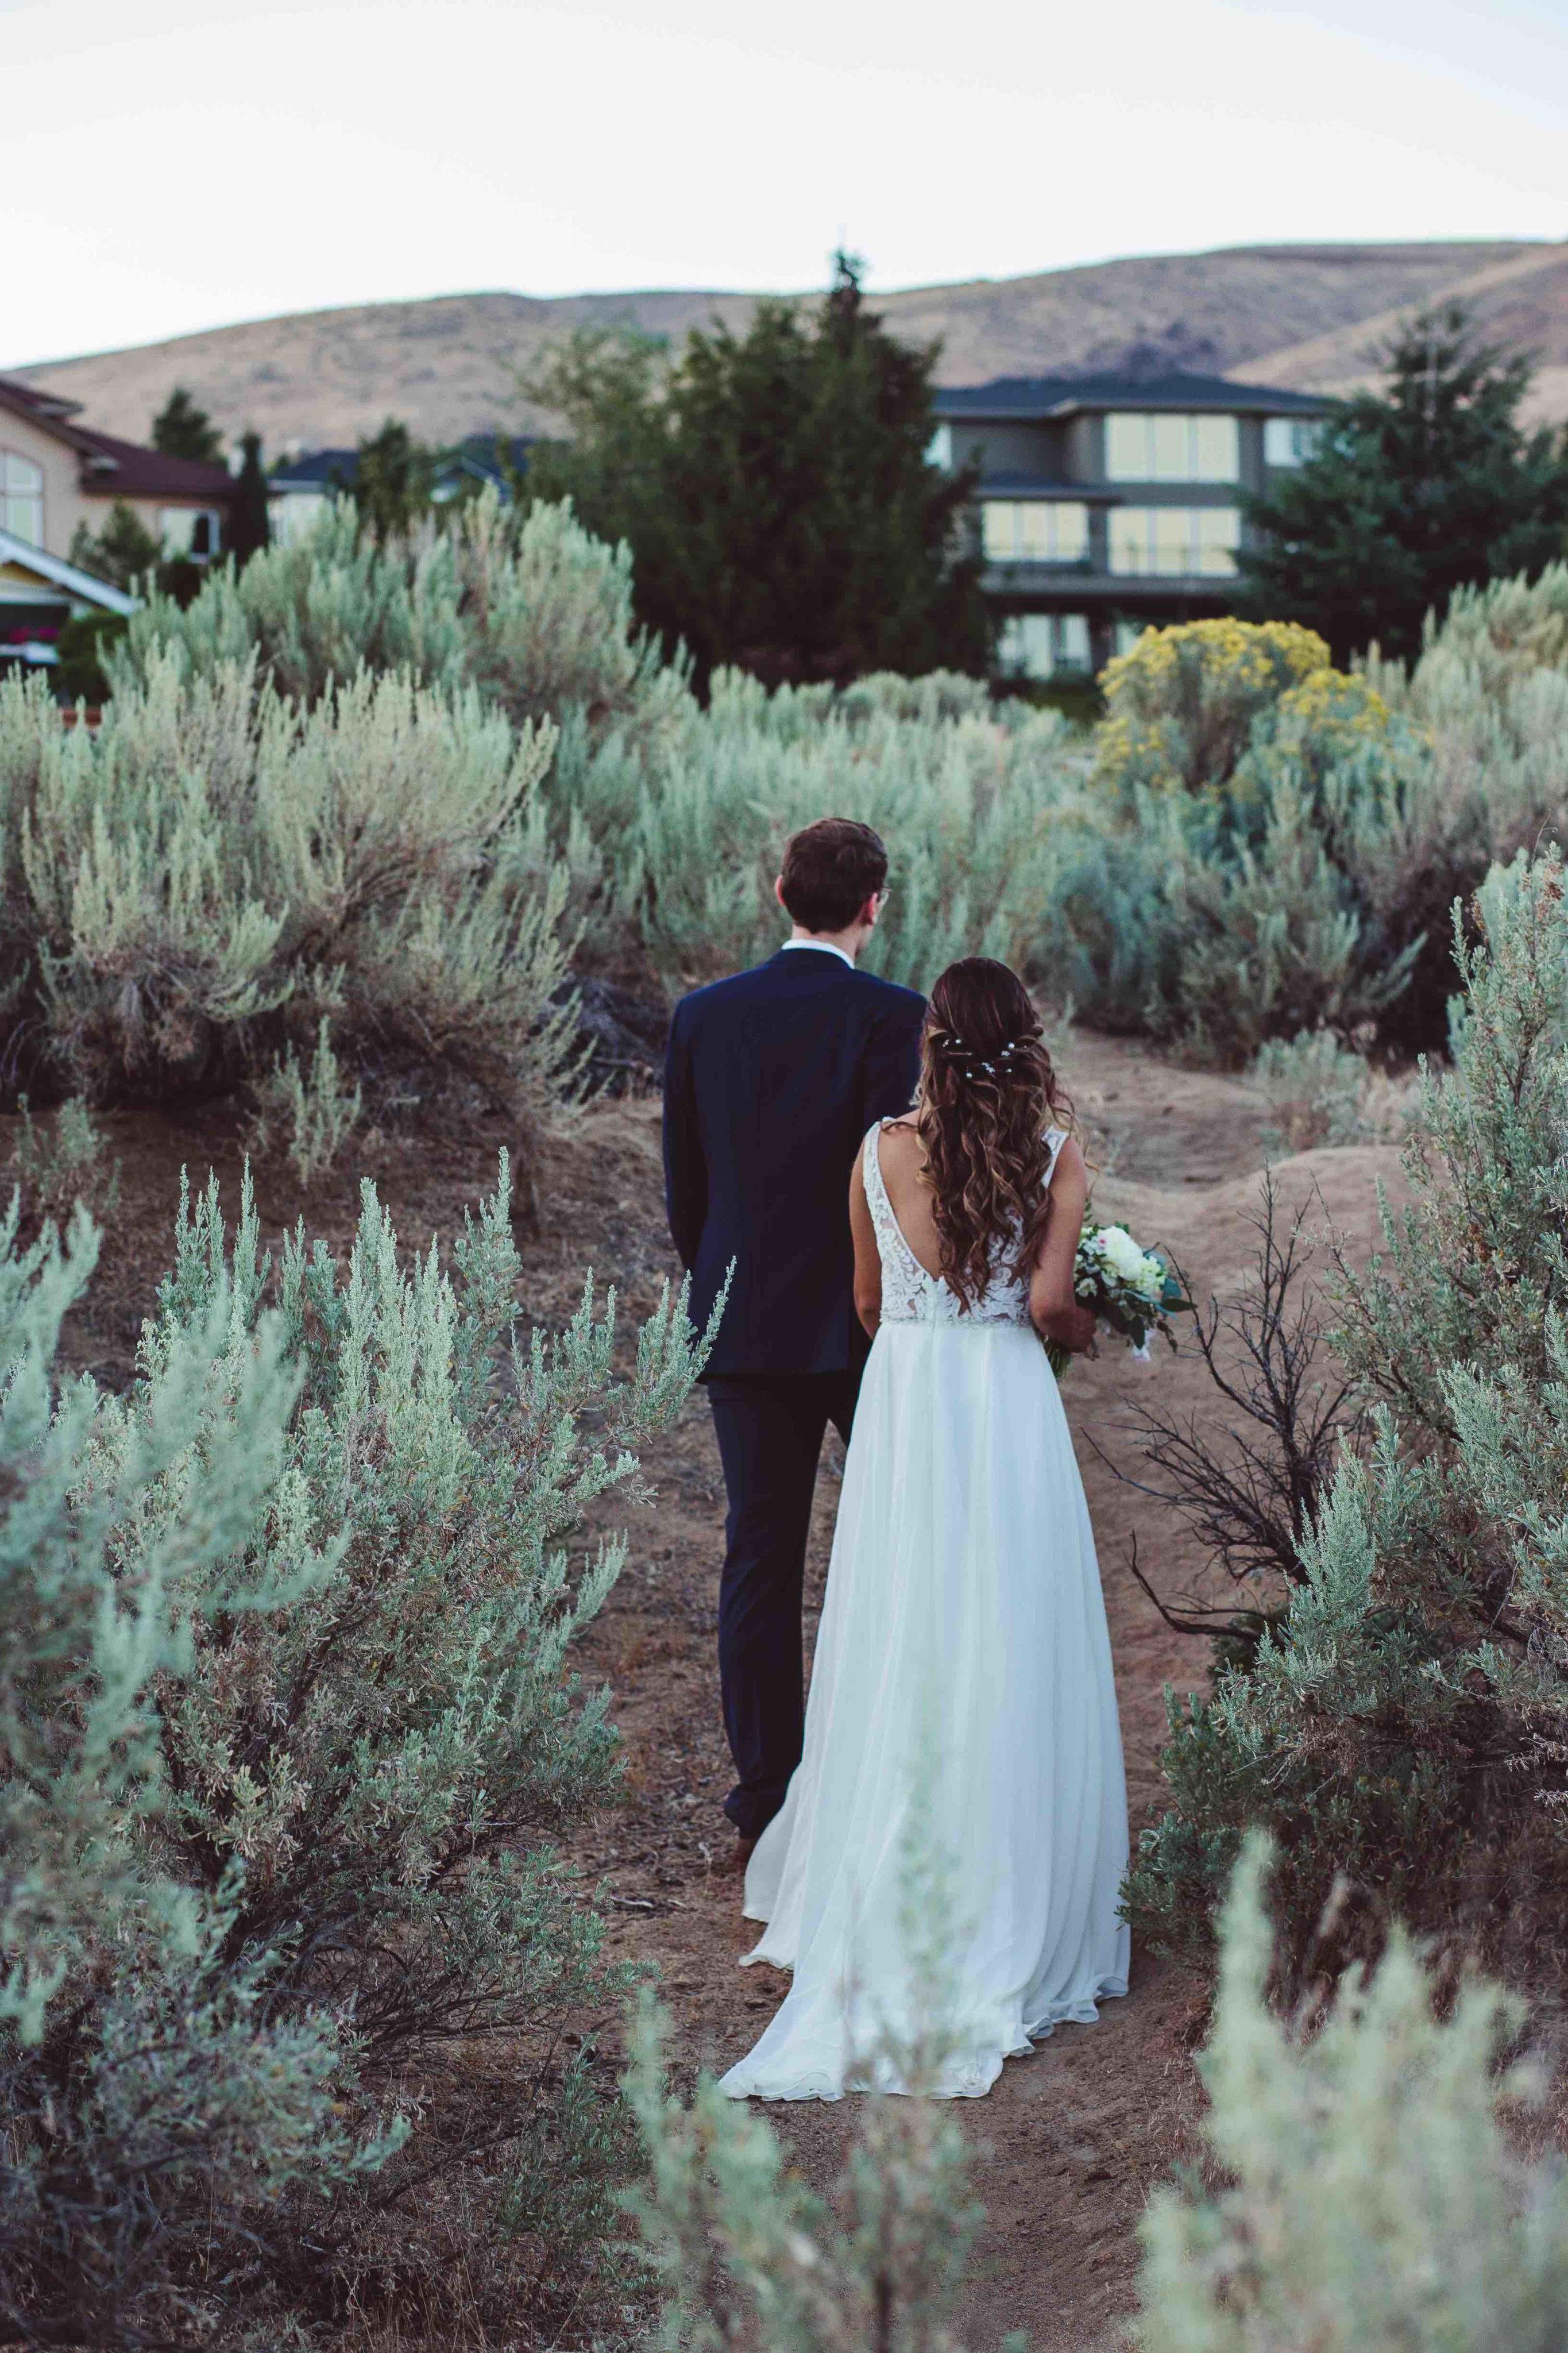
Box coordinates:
[159,506,223,559]
[1,450,44,545]
[997,612,1092,680]
[1264,416,1322,468]
[981,501,1090,564]
[1104,412,1239,483]
[1057,612,1091,669]
[925,424,953,471]
[1107,506,1241,577]
[1113,620,1148,658]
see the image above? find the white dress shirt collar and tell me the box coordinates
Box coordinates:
[779,938,855,970]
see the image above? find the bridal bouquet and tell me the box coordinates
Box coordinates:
[1045,1219,1193,1376]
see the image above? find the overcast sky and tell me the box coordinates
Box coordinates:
[5,0,1566,365]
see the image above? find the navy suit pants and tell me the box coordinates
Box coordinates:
[708,1368,863,1840]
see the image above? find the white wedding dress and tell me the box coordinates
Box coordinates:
[719,1123,1129,2103]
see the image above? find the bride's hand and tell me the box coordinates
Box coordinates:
[1037,1299,1098,1353]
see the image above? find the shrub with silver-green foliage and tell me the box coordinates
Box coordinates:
[95,509,1568,1063]
[1358,560,1568,1043]
[627,2005,981,2353]
[114,497,466,707]
[1046,580,1568,1056]
[455,489,690,741]
[1391,558,1568,688]
[554,665,1088,993]
[0,1200,381,2345]
[558,579,1568,1048]
[1251,1028,1411,1155]
[0,653,575,1119]
[6,1094,119,1228]
[1334,846,1568,1428]
[0,1158,715,2345]
[1141,1838,1568,2353]
[1129,849,1568,1974]
[253,1016,363,1186]
[115,488,689,747]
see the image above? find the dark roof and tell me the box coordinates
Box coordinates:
[271,437,534,495]
[270,448,360,490]
[71,427,233,502]
[0,372,84,423]
[0,377,233,501]
[935,372,1330,419]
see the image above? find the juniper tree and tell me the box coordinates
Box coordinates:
[67,498,161,591]
[228,426,271,565]
[151,384,225,464]
[1239,304,1568,664]
[524,251,990,689]
[350,416,437,542]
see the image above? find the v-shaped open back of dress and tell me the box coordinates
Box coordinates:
[719,1124,1129,2102]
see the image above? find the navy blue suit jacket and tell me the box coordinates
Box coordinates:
[663,947,926,1377]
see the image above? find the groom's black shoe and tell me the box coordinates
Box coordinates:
[716,1837,756,1880]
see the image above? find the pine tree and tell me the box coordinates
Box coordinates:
[1238,304,1568,664]
[150,384,224,464]
[524,250,990,688]
[228,427,271,565]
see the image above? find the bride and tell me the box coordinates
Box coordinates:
[720,956,1129,2103]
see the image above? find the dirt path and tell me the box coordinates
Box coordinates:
[14,1040,1404,2350]
[527,1038,1407,2353]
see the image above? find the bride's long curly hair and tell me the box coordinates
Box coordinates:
[915,958,1073,1313]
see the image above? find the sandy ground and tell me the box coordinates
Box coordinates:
[13,1034,1407,2351]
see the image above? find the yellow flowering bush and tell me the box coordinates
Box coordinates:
[1230,660,1400,808]
[1096,617,1333,795]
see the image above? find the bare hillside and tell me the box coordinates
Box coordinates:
[7,240,1541,451]
[1235,238,1568,427]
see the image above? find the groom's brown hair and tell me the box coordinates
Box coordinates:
[778,817,888,934]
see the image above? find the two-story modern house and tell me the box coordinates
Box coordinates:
[930,372,1331,679]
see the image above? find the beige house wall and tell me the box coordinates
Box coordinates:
[0,406,226,560]
[0,408,87,557]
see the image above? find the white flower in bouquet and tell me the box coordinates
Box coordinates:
[1046,1216,1194,1376]
[1095,1225,1145,1280]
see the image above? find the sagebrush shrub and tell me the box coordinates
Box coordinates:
[1129,849,1568,1976]
[0,657,576,1135]
[1253,1029,1381,1154]
[0,1159,715,2345]
[6,1094,119,1228]
[1141,1838,1568,2353]
[44,511,1568,1095]
[1048,596,1568,1054]
[554,667,1086,993]
[253,1016,363,1185]
[116,497,467,707]
[114,487,688,752]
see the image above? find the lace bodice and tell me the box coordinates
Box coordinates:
[862,1121,1067,1326]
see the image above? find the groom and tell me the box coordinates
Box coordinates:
[663,818,926,1871]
